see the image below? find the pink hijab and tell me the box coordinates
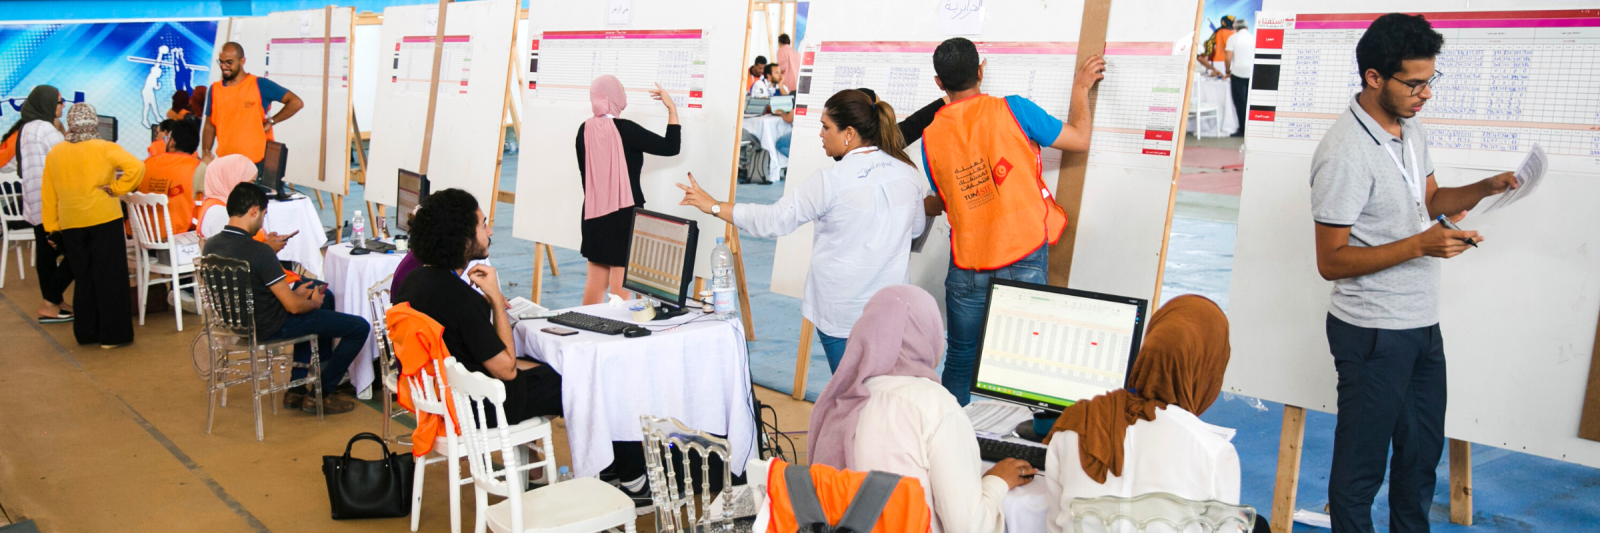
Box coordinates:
[582,75,633,220]
[807,285,945,468]
[204,154,258,199]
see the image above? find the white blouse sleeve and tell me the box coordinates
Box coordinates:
[925,408,1010,533]
[731,170,829,239]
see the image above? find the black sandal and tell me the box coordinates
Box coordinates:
[39,310,74,324]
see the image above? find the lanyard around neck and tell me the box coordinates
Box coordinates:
[1381,139,1427,231]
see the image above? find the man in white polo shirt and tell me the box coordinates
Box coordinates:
[1224,19,1254,137]
[1310,13,1518,533]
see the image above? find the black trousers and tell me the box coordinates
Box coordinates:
[1230,75,1250,135]
[1326,314,1447,533]
[61,220,134,345]
[32,225,73,305]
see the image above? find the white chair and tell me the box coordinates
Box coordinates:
[0,175,35,289]
[447,359,637,533]
[1068,492,1257,533]
[366,273,411,444]
[125,192,198,331]
[1190,88,1222,139]
[641,415,759,533]
[402,354,555,533]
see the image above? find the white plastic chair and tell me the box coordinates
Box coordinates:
[447,359,637,533]
[403,354,555,533]
[1189,87,1221,139]
[0,175,35,288]
[1068,492,1257,533]
[125,192,198,331]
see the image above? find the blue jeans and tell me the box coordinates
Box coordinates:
[776,132,791,158]
[267,293,370,393]
[942,245,1049,405]
[818,329,849,373]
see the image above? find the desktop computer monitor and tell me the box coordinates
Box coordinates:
[622,208,698,318]
[396,169,430,232]
[970,279,1149,414]
[96,115,118,142]
[259,141,288,197]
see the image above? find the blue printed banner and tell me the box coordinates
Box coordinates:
[1,20,219,155]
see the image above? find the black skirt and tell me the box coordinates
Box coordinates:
[580,203,639,267]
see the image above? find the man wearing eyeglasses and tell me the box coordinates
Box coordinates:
[1309,13,1518,533]
[200,42,304,174]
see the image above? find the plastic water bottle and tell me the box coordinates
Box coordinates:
[557,466,573,483]
[711,237,737,320]
[351,210,366,248]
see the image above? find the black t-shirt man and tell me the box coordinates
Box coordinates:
[393,265,562,424]
[202,225,289,335]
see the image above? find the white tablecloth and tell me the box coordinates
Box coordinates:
[742,114,792,179]
[322,243,406,394]
[1003,477,1052,533]
[262,196,329,278]
[1187,76,1239,137]
[513,302,756,479]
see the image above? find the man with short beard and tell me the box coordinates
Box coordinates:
[200,41,303,173]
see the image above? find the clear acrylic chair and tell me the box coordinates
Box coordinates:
[1068,492,1257,533]
[366,273,410,444]
[124,192,198,331]
[641,415,758,533]
[0,175,35,288]
[446,359,636,533]
[194,255,324,441]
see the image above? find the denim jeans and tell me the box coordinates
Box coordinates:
[942,244,1049,405]
[818,329,849,373]
[267,293,370,393]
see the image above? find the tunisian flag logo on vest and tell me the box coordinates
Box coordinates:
[992,157,1014,186]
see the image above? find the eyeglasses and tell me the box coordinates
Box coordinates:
[1392,70,1442,96]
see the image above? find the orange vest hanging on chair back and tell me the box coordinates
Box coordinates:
[209,74,273,163]
[765,459,931,533]
[922,94,1068,271]
[385,303,461,457]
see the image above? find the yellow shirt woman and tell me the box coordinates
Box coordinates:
[42,139,144,232]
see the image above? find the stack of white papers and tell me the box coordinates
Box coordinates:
[965,401,1035,437]
[1472,143,1547,216]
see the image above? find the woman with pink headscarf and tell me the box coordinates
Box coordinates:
[575,75,680,305]
[196,154,258,239]
[809,285,1036,533]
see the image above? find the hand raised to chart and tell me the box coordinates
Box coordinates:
[1075,55,1106,90]
[676,172,719,215]
[649,82,676,109]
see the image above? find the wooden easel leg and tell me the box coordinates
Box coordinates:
[1272,405,1307,533]
[531,242,546,305]
[1450,438,1473,525]
[312,190,325,210]
[793,318,814,401]
[728,229,756,341]
[333,195,344,228]
[542,243,560,276]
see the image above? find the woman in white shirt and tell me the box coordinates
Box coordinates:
[803,285,1036,533]
[1,85,72,322]
[1042,295,1259,533]
[678,89,925,371]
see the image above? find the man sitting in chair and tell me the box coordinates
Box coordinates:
[202,183,367,414]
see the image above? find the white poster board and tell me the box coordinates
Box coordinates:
[772,0,1201,318]
[1227,0,1600,467]
[263,7,353,195]
[352,23,382,133]
[365,0,518,210]
[511,0,749,280]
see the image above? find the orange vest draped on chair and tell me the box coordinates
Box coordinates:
[209,75,274,163]
[765,459,932,533]
[385,303,461,457]
[922,94,1068,271]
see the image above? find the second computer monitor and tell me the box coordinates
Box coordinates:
[970,279,1148,414]
[396,169,430,232]
[96,115,118,143]
[259,141,288,196]
[622,208,698,309]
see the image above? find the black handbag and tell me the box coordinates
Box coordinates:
[322,432,415,519]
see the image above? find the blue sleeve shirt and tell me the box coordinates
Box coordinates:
[206,76,290,117]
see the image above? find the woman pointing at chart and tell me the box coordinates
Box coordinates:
[577,75,681,305]
[677,89,926,372]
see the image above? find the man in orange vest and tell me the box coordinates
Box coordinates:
[914,38,1104,405]
[137,119,202,236]
[199,42,303,175]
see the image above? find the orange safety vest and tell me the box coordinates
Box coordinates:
[136,153,200,236]
[385,303,461,457]
[765,459,932,533]
[197,198,302,284]
[0,131,16,168]
[209,74,274,163]
[923,94,1068,270]
[147,139,166,158]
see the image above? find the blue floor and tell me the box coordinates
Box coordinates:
[311,150,1599,532]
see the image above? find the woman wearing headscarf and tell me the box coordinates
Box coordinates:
[196,154,258,239]
[1041,294,1253,533]
[167,90,192,121]
[808,285,1035,533]
[574,75,680,304]
[42,102,145,348]
[1,86,74,323]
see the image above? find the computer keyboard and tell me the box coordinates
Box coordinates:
[977,436,1048,471]
[547,311,633,336]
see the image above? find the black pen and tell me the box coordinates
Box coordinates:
[1436,215,1477,248]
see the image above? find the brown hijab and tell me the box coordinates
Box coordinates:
[1042,294,1231,483]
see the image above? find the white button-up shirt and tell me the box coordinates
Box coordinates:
[732,147,925,337]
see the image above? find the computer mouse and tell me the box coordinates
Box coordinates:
[622,326,651,338]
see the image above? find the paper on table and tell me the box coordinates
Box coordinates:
[937,0,985,35]
[965,401,1035,437]
[1471,143,1546,217]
